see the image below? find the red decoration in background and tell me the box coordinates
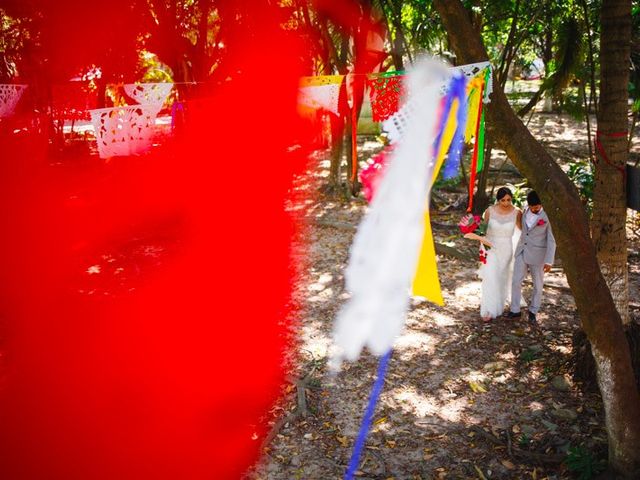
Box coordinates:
[0,1,330,479]
[367,75,404,122]
[360,145,394,202]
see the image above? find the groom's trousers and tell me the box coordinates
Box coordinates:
[510,253,545,314]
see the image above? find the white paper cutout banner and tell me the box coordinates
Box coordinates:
[298,83,342,116]
[332,58,451,367]
[123,83,173,115]
[89,105,159,158]
[0,84,27,118]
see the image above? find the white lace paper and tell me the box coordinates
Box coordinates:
[89,105,159,158]
[332,58,451,367]
[123,83,173,115]
[298,83,341,115]
[0,84,27,118]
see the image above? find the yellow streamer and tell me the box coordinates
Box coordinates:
[411,99,461,304]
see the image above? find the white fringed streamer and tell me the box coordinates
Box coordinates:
[381,101,417,144]
[89,105,159,158]
[332,58,452,368]
[123,82,173,115]
[0,84,27,118]
[298,84,341,115]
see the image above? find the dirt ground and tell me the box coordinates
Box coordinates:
[249,113,640,480]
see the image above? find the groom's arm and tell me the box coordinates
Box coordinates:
[544,223,556,267]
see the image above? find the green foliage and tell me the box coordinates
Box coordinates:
[0,9,33,80]
[139,50,173,83]
[519,348,539,363]
[567,160,594,212]
[518,433,531,448]
[560,87,586,121]
[504,181,527,208]
[565,445,607,480]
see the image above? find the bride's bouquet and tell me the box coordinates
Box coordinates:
[458,214,487,236]
[459,213,492,264]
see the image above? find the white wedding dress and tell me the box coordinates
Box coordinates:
[479,206,519,318]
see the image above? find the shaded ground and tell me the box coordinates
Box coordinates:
[249,112,640,479]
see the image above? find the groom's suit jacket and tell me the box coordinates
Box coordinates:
[514,208,556,266]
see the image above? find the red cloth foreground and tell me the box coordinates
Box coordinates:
[0,5,317,479]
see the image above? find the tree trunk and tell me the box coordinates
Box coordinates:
[328,113,345,194]
[433,1,640,476]
[591,0,631,325]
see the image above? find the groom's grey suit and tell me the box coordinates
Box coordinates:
[510,208,556,314]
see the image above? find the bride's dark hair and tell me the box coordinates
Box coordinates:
[496,186,513,201]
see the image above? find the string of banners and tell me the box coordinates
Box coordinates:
[298,61,492,190]
[0,61,490,163]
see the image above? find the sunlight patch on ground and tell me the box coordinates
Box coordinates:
[306,289,334,303]
[462,371,489,384]
[307,272,333,292]
[300,322,332,360]
[527,401,545,415]
[548,344,571,355]
[388,386,468,423]
[391,386,440,418]
[394,331,437,357]
[454,280,481,298]
[430,311,456,327]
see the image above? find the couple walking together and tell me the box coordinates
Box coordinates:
[469,188,556,324]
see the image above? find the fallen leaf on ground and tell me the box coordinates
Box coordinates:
[501,460,515,470]
[469,381,487,393]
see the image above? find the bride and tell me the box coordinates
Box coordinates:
[465,187,522,321]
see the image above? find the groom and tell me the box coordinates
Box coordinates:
[505,191,556,325]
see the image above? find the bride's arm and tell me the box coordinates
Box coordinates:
[483,206,491,222]
[463,232,493,248]
[516,209,523,230]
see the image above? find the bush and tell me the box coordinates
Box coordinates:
[567,161,594,213]
[565,444,606,480]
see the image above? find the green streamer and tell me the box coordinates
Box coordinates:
[476,108,486,173]
[476,67,491,173]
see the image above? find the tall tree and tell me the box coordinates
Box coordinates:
[433,1,640,476]
[591,0,631,324]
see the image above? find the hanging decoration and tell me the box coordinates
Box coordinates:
[123,82,173,116]
[332,58,452,367]
[338,60,469,480]
[360,145,394,202]
[89,105,159,158]
[466,69,489,212]
[453,61,493,102]
[366,72,404,122]
[0,84,27,119]
[298,75,344,116]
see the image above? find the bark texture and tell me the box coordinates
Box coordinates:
[592,0,631,324]
[432,1,640,476]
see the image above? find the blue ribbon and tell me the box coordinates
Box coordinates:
[344,350,393,480]
[433,74,469,180]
